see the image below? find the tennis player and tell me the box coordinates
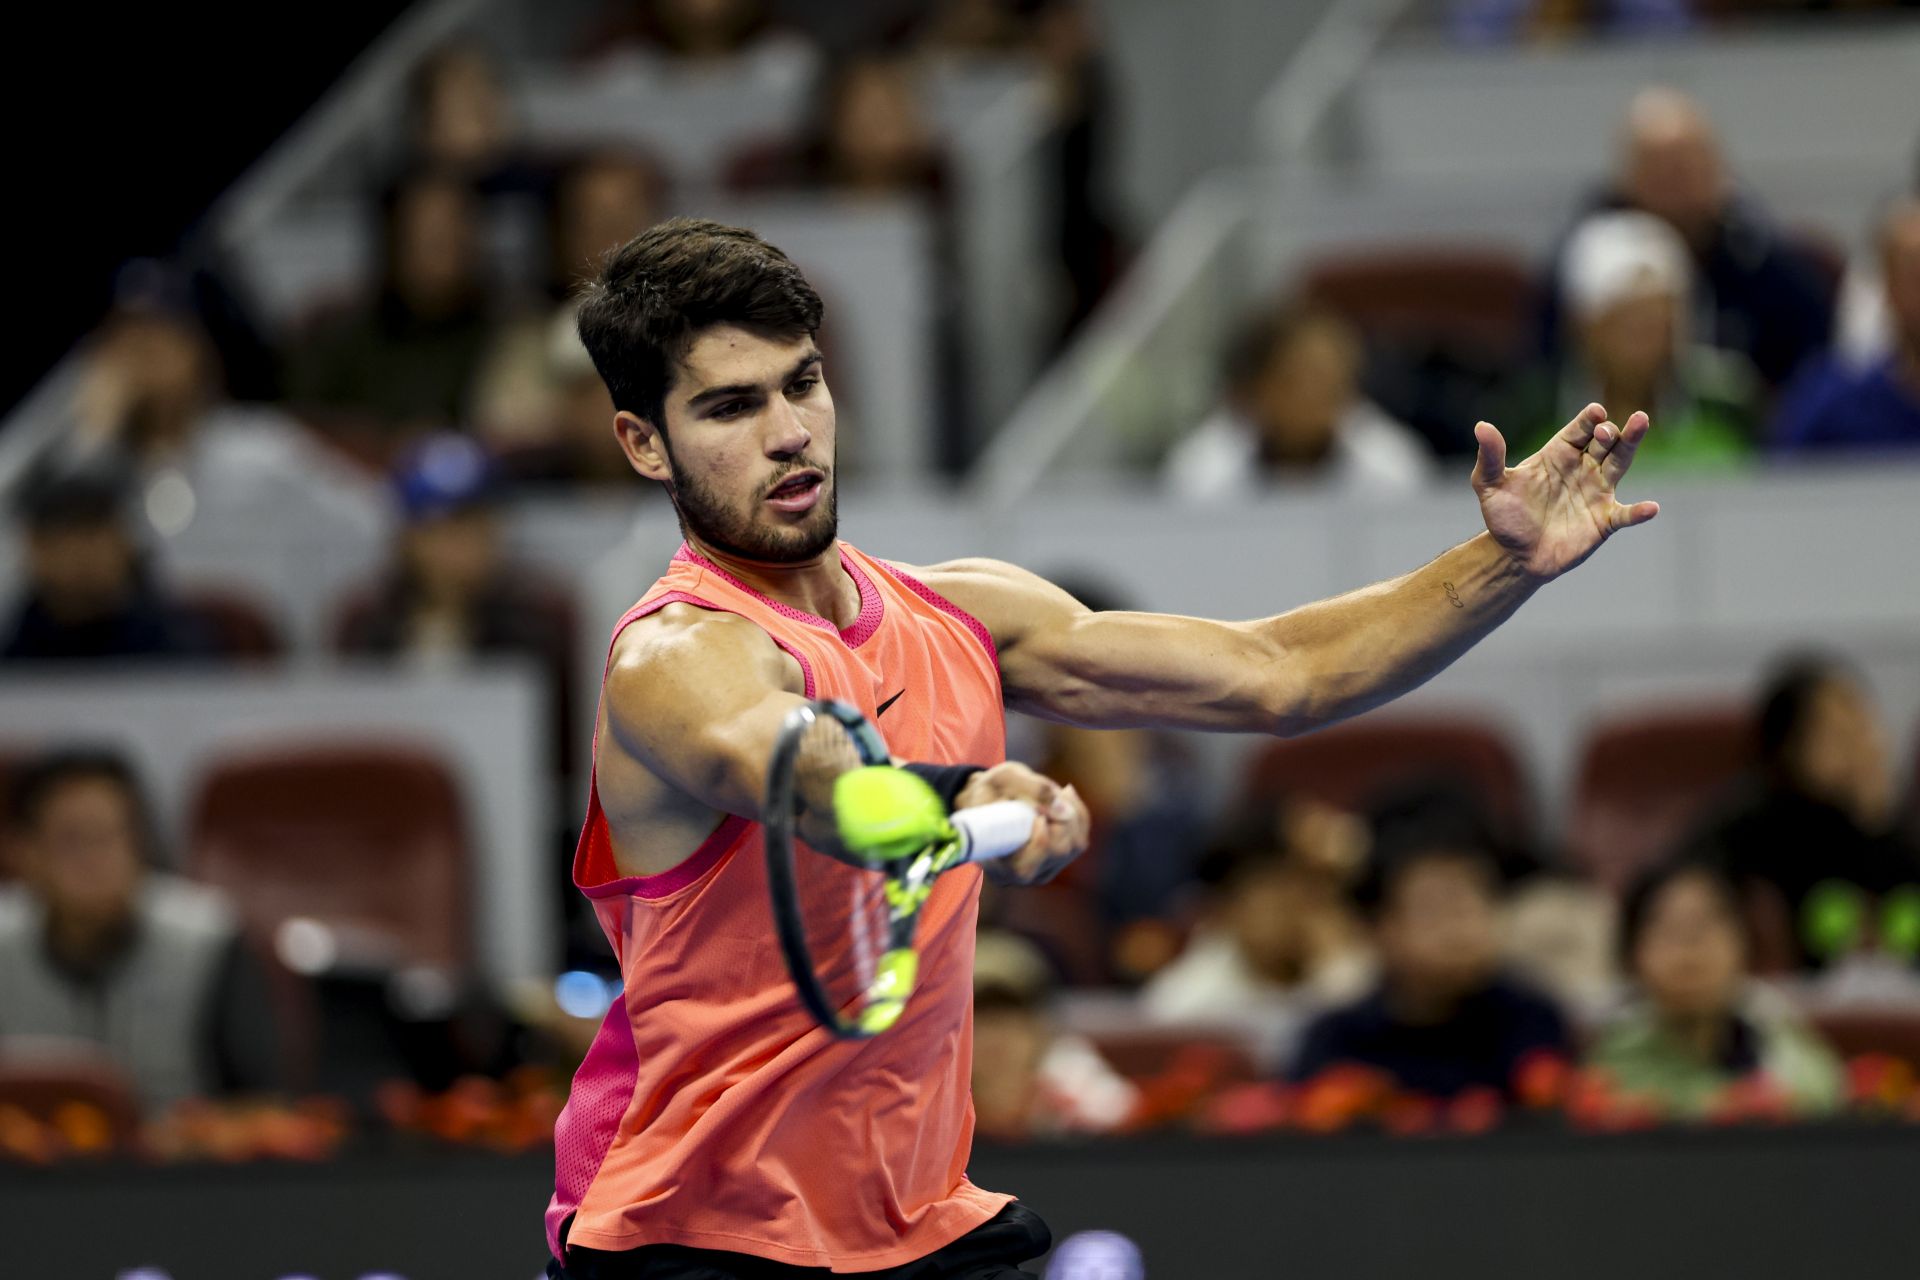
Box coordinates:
[545,219,1659,1279]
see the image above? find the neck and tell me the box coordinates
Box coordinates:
[685,535,859,629]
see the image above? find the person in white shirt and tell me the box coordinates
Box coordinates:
[1164,301,1431,500]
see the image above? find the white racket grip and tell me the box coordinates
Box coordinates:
[952,801,1039,864]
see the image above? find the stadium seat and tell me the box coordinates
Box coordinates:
[185,744,471,976]
[179,586,285,662]
[0,1049,143,1148]
[1300,245,1540,363]
[1805,1006,1920,1073]
[1237,715,1533,844]
[1564,705,1755,895]
[1081,1026,1262,1088]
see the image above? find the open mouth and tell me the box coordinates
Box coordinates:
[765,470,824,513]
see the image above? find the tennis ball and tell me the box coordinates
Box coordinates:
[834,766,951,861]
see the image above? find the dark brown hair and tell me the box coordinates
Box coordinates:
[575,217,824,431]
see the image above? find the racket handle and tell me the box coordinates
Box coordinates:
[952,801,1038,864]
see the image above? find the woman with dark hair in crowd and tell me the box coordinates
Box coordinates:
[1586,858,1843,1119]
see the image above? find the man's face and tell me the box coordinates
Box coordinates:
[1246,322,1359,465]
[1624,121,1725,244]
[1634,873,1743,1020]
[25,776,144,943]
[1377,854,1500,1000]
[628,325,838,564]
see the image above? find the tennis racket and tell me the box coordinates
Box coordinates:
[763,699,1037,1038]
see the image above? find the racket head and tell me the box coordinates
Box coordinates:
[764,699,909,1038]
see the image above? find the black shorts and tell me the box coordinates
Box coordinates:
[548,1203,1052,1280]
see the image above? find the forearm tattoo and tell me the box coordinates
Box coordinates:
[1443,581,1465,609]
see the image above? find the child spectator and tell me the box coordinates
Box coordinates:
[1587,859,1844,1119]
[1288,803,1570,1099]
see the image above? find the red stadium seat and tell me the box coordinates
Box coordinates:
[186,744,471,976]
[1301,245,1540,364]
[1565,704,1754,895]
[1082,1026,1262,1087]
[1238,715,1533,843]
[1806,1006,1920,1073]
[0,1049,144,1147]
[179,586,284,662]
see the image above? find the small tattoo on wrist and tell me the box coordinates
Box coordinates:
[1443,581,1465,609]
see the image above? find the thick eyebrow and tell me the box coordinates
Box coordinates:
[683,351,822,413]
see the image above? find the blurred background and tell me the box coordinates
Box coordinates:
[1,0,1919,1276]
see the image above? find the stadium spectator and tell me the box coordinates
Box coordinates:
[1587,859,1844,1119]
[47,263,381,548]
[1510,210,1761,469]
[1544,88,1835,388]
[728,48,947,199]
[1681,657,1920,972]
[473,152,661,460]
[286,170,498,460]
[1143,804,1374,1030]
[1770,199,1920,456]
[479,302,635,489]
[1,459,212,664]
[334,435,576,773]
[1164,303,1431,499]
[0,749,281,1111]
[1288,803,1570,1099]
[401,43,544,202]
[970,930,1138,1140]
[920,0,1124,342]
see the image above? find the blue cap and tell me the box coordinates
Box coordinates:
[391,434,497,521]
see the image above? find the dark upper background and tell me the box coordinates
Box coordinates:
[2,2,407,414]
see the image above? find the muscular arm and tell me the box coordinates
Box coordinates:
[925,405,1658,738]
[593,602,1083,881]
[924,533,1532,737]
[594,604,808,875]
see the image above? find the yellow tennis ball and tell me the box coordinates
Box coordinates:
[834,766,950,861]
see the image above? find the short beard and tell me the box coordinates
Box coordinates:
[665,449,839,565]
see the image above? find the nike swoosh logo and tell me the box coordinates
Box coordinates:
[876,689,906,718]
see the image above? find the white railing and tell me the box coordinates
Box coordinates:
[968,0,1418,510]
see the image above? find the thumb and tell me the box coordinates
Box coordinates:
[1471,421,1508,489]
[1613,499,1661,530]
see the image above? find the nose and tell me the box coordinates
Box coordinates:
[764,394,811,460]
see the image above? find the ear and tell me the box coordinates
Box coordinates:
[614,410,673,484]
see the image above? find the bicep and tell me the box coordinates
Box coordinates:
[1005,608,1292,732]
[917,558,1297,733]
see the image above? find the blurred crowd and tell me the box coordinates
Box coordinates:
[969,654,1920,1139]
[1168,87,1920,499]
[2,0,1920,1163]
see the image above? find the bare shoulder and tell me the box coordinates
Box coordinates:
[891,557,1087,650]
[604,602,803,716]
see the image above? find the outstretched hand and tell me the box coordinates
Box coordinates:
[1472,403,1660,583]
